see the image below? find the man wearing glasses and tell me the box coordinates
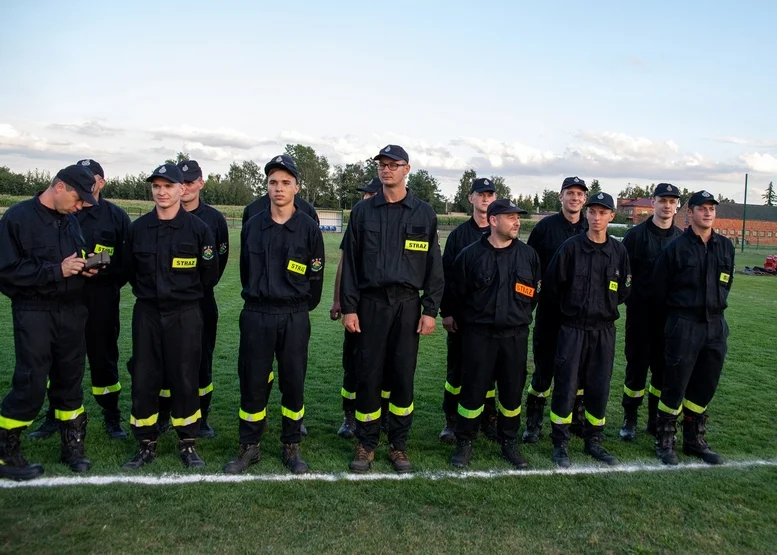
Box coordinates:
[340,145,444,473]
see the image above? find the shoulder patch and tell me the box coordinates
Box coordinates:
[311,258,323,272]
[202,246,214,260]
[218,242,228,255]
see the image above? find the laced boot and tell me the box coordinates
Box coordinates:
[179,439,205,468]
[282,443,308,474]
[682,412,724,465]
[123,440,157,470]
[388,444,412,473]
[501,438,528,469]
[60,414,91,473]
[450,438,473,468]
[619,406,639,441]
[583,424,618,465]
[439,414,457,444]
[654,413,679,465]
[0,428,44,481]
[103,408,128,440]
[522,395,546,444]
[337,410,356,439]
[223,444,261,474]
[349,442,374,473]
[552,443,571,468]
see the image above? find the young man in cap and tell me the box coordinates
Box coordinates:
[123,163,218,470]
[523,177,588,444]
[652,191,733,466]
[224,155,324,475]
[242,154,319,226]
[330,177,383,439]
[544,192,631,468]
[340,144,444,473]
[448,199,541,468]
[178,159,229,439]
[0,165,100,480]
[28,159,132,441]
[619,183,682,440]
[439,177,498,444]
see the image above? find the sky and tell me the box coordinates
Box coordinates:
[1,0,776,202]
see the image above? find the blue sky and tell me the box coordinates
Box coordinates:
[1,0,775,201]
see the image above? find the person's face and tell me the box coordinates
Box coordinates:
[55,182,84,214]
[491,212,520,240]
[560,186,586,214]
[469,190,496,214]
[586,205,615,232]
[151,178,182,209]
[377,156,410,187]
[181,177,204,203]
[689,203,716,229]
[652,196,679,220]
[363,191,376,200]
[268,169,298,208]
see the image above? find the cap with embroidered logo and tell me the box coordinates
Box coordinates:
[585,191,615,210]
[470,177,497,194]
[264,154,299,181]
[177,160,203,182]
[373,144,409,163]
[561,176,588,191]
[77,159,105,178]
[487,198,528,218]
[56,164,98,205]
[357,177,382,193]
[146,163,184,184]
[687,190,719,207]
[654,182,680,198]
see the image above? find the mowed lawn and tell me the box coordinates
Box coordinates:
[1,228,776,554]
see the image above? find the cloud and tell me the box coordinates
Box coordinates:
[740,152,777,174]
[48,119,121,136]
[0,123,93,159]
[149,126,273,150]
[711,137,777,150]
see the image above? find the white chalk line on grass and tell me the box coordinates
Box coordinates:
[1,459,776,489]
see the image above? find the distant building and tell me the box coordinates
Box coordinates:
[674,203,777,246]
[617,198,654,224]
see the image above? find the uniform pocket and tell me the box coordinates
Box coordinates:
[403,224,431,282]
[133,242,157,274]
[94,231,117,256]
[285,246,309,285]
[171,243,198,273]
[513,270,536,302]
[360,222,381,252]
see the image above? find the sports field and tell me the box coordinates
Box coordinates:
[1,229,776,554]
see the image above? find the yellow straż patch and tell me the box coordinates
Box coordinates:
[172,258,197,269]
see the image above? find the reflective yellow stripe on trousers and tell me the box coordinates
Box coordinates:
[92,383,121,396]
[623,385,644,398]
[281,406,305,421]
[389,402,414,417]
[199,383,214,396]
[458,404,484,419]
[584,410,606,426]
[444,382,461,395]
[340,388,356,400]
[549,411,572,425]
[130,413,159,427]
[528,386,551,398]
[682,399,706,414]
[355,409,381,422]
[0,415,33,430]
[658,401,681,416]
[498,403,521,418]
[55,406,85,421]
[171,409,202,427]
[239,408,266,422]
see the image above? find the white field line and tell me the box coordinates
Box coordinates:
[1,459,776,489]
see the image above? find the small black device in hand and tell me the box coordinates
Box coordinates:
[83,251,111,270]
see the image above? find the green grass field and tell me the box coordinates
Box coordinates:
[1,230,776,554]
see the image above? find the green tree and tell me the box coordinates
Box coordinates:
[164,151,190,164]
[589,179,602,195]
[514,194,534,212]
[489,175,512,201]
[0,166,27,195]
[533,193,540,209]
[679,187,692,207]
[453,169,477,213]
[618,183,654,199]
[540,188,561,211]
[227,160,265,197]
[284,144,333,207]
[407,169,446,213]
[717,193,735,204]
[763,181,776,206]
[332,163,369,209]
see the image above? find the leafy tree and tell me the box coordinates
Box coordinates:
[540,188,561,211]
[453,169,477,213]
[407,169,446,213]
[763,181,776,206]
[514,194,534,212]
[589,179,602,195]
[533,193,540,209]
[488,175,512,201]
[618,183,654,199]
[717,194,735,204]
[333,163,369,209]
[284,144,333,207]
[227,160,265,197]
[164,151,190,164]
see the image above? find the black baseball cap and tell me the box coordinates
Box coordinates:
[357,177,382,193]
[561,176,588,191]
[265,154,300,181]
[178,160,203,182]
[146,163,184,184]
[687,190,719,207]
[585,191,616,210]
[471,178,497,194]
[373,144,409,163]
[77,159,104,178]
[56,165,98,205]
[487,198,528,218]
[654,183,680,198]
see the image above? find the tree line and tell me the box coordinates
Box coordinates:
[1,145,770,211]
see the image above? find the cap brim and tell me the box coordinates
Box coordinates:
[373,153,405,162]
[654,192,680,198]
[181,171,202,182]
[145,173,179,183]
[690,199,719,206]
[490,207,528,217]
[562,183,589,192]
[585,201,613,209]
[265,163,299,179]
[471,186,497,194]
[79,191,98,205]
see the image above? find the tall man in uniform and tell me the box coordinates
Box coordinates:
[223,155,324,475]
[439,177,498,443]
[340,144,444,474]
[27,159,131,441]
[178,160,229,439]
[0,165,99,480]
[545,192,630,467]
[522,177,588,444]
[652,191,733,466]
[619,183,682,440]
[330,177,381,439]
[448,199,541,469]
[242,158,318,425]
[122,163,218,470]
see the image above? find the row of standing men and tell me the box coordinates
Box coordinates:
[0,144,733,480]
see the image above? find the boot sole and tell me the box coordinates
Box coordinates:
[501,454,528,470]
[619,430,637,441]
[683,448,725,465]
[552,459,571,469]
[0,467,45,481]
[348,464,372,473]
